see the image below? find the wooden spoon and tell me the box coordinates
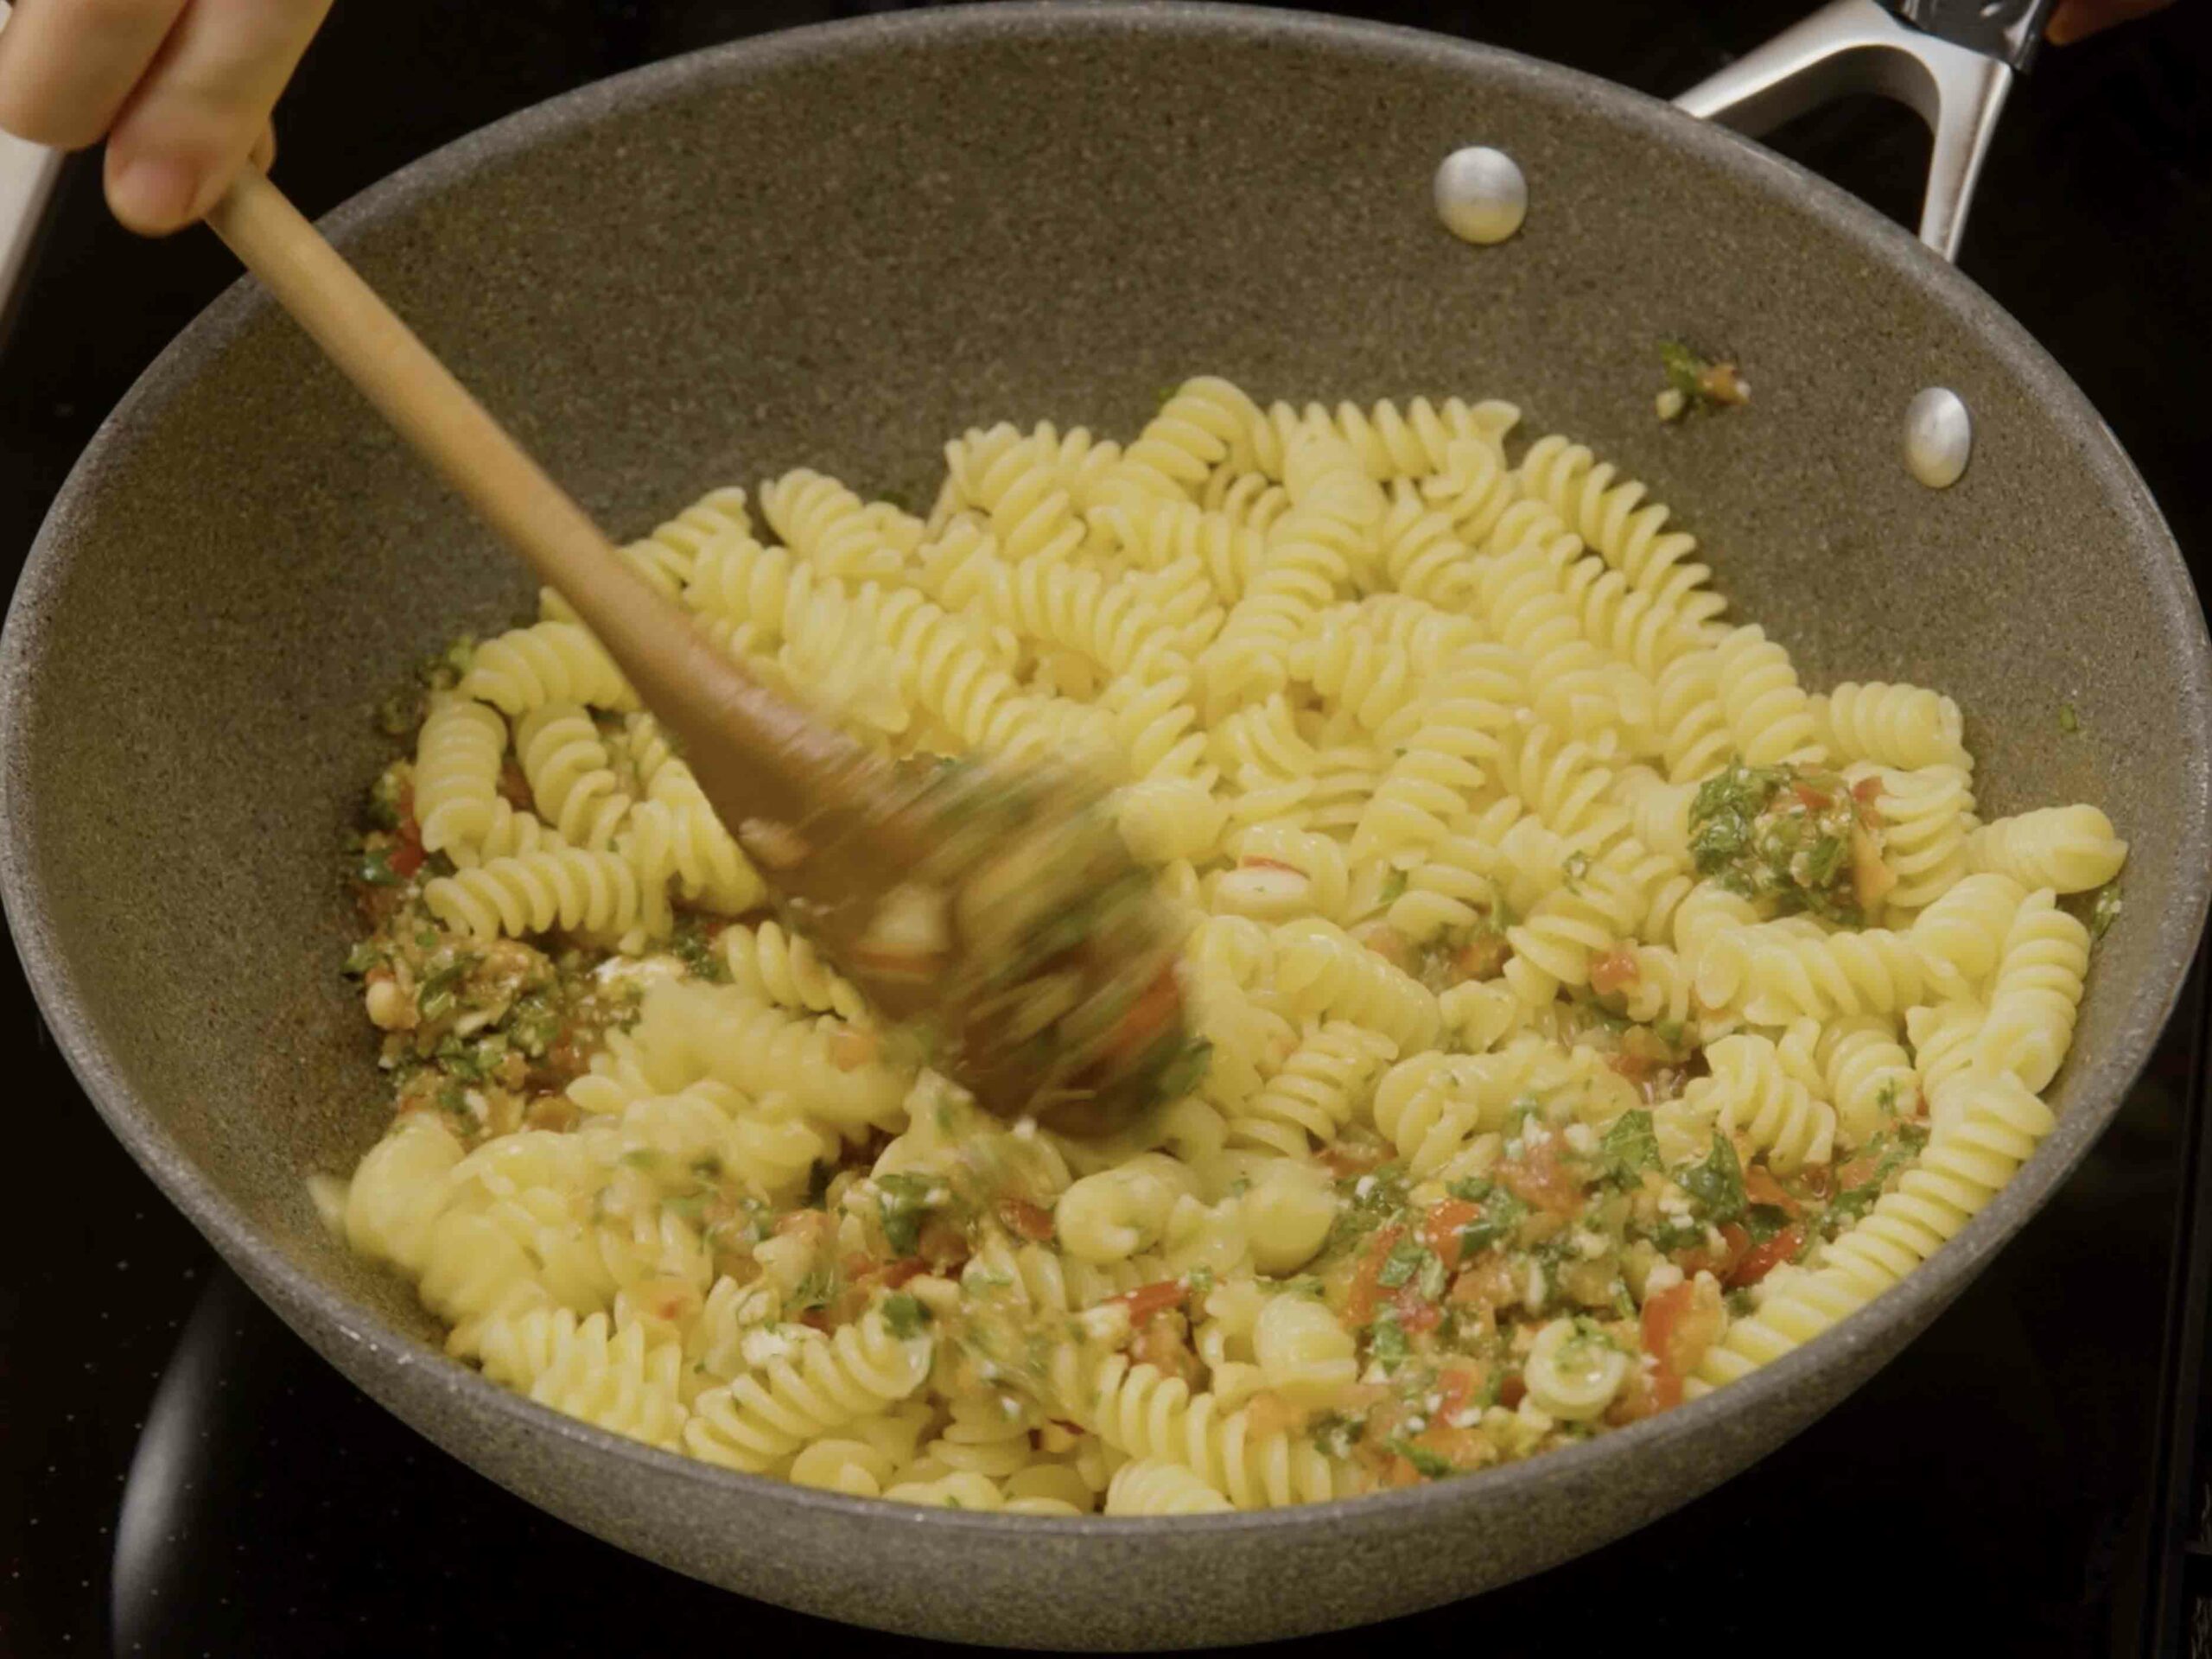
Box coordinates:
[204,167,1192,1134]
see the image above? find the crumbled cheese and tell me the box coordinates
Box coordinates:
[1643,1262,1685,1295]
[1354,1175,1377,1201]
[1574,1230,1607,1259]
[740,1325,806,1368]
[1562,1122,1598,1155]
[1522,1262,1546,1313]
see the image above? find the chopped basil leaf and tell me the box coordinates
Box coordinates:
[1601,1109,1662,1182]
[1678,1134,1745,1224]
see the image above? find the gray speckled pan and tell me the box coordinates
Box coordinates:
[3,3,2208,1649]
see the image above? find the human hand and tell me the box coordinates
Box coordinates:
[2047,0,2177,44]
[0,0,332,235]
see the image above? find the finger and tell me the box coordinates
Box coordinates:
[0,0,193,149]
[103,0,328,234]
[247,114,270,168]
[2048,0,2175,44]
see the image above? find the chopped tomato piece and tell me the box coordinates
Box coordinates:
[1422,1199,1484,1272]
[1433,1364,1481,1424]
[1498,1140,1584,1217]
[1742,1165,1800,1217]
[1114,1280,1188,1323]
[1607,1048,1654,1084]
[880,1257,927,1289]
[1588,946,1640,996]
[1346,1224,1405,1326]
[1392,1286,1440,1334]
[1409,1423,1485,1471]
[1792,782,1833,811]
[1455,931,1510,981]
[998,1198,1056,1243]
[1726,1224,1805,1289]
[1642,1276,1726,1406]
[1851,773,1885,806]
[1834,1150,1881,1192]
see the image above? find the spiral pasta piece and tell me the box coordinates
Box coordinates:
[1711,625,1823,768]
[1973,888,2090,1091]
[1106,1458,1235,1516]
[1273,918,1440,1052]
[424,847,668,944]
[1857,763,1974,913]
[683,1310,935,1474]
[1688,1033,1836,1172]
[514,702,632,850]
[1967,804,2128,894]
[411,695,506,855]
[1811,682,1970,772]
[1048,1348,1359,1510]
[719,920,869,1024]
[461,621,639,716]
[1228,1020,1395,1156]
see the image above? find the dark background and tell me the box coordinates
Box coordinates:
[4,3,2210,1655]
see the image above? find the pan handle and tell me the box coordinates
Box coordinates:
[1674,0,2056,263]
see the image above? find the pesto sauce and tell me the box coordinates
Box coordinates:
[1688,760,1867,924]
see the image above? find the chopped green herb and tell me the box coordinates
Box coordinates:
[342,941,384,977]
[356,843,404,887]
[2059,702,2080,734]
[1391,1439,1455,1479]
[1416,1248,1450,1304]
[1442,1178,1529,1256]
[1310,1410,1364,1457]
[1657,340,1750,414]
[1677,1134,1746,1224]
[792,1264,841,1313]
[1183,1264,1217,1298]
[1370,1315,1409,1370]
[2090,884,2123,944]
[882,1292,933,1339]
[1600,1109,1662,1182]
[1377,1235,1428,1290]
[671,919,731,983]
[1378,870,1408,906]
[876,1171,941,1258]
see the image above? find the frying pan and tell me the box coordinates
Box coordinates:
[3,2,2207,1648]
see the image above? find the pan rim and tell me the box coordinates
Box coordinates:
[4,0,2208,1553]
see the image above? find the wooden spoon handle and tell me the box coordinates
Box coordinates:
[203,166,863,830]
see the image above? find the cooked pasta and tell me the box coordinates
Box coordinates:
[325,379,2119,1516]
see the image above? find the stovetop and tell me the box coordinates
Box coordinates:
[5,3,2211,1655]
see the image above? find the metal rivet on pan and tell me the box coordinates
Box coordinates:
[1433,146,1527,245]
[1904,387,1973,489]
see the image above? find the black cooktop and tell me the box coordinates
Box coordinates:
[6,3,2211,1655]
